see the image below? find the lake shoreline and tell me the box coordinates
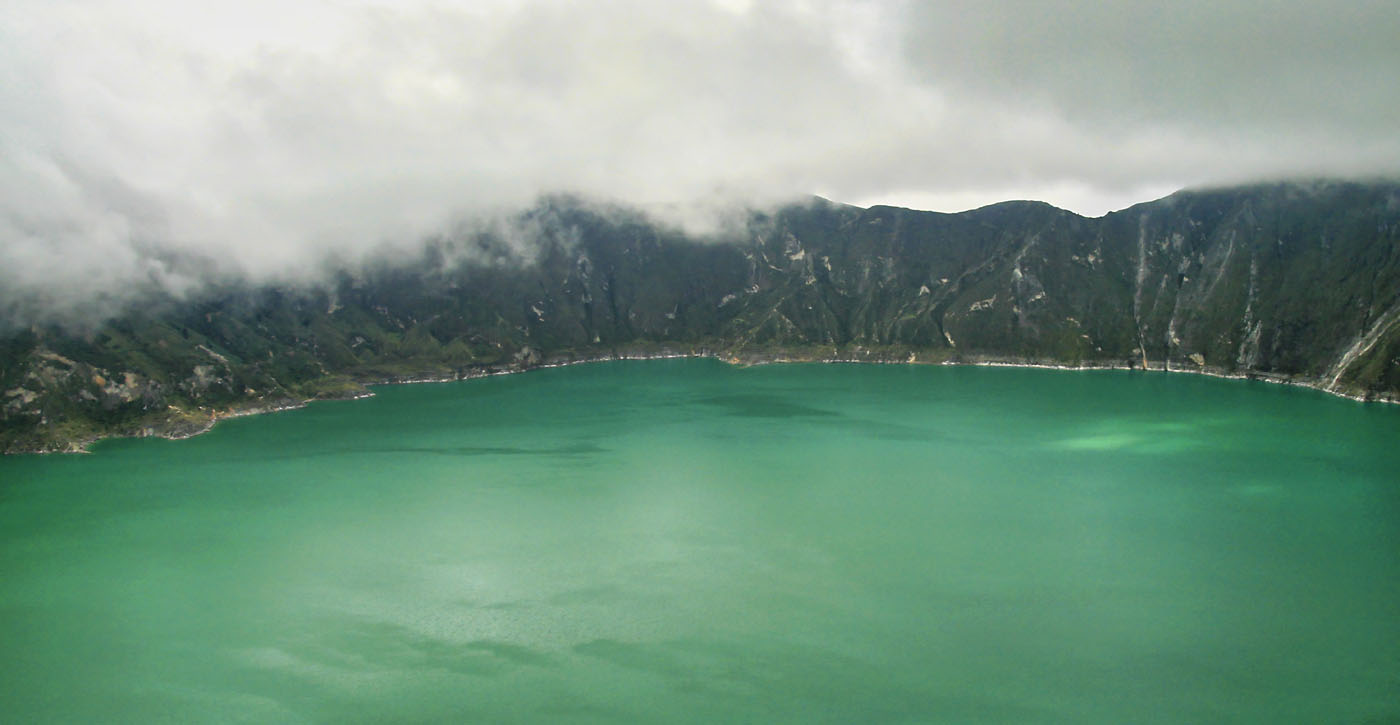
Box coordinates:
[10,347,1395,455]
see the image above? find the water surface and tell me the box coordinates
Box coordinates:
[3,360,1398,722]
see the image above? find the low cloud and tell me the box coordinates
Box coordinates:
[2,0,1398,326]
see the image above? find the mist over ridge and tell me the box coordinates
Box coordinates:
[6,0,1400,328]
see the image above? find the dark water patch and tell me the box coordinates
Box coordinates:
[829,415,964,443]
[355,441,608,458]
[573,638,697,679]
[295,618,552,678]
[696,393,840,418]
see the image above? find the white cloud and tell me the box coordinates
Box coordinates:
[2,0,1398,325]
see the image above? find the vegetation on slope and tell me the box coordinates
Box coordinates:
[4,181,1399,452]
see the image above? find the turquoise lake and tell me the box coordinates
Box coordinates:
[2,359,1399,722]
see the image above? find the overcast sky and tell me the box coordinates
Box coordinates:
[3,0,1399,324]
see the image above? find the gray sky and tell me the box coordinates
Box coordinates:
[3,0,1399,324]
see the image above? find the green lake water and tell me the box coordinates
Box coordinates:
[2,359,1399,723]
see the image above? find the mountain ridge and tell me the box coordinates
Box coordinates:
[5,179,1399,453]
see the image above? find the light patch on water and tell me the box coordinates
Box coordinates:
[1049,420,1207,453]
[143,683,302,724]
[1055,432,1144,451]
[236,644,382,690]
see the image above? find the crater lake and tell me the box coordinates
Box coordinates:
[2,359,1398,722]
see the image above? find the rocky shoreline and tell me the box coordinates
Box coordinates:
[8,345,1394,455]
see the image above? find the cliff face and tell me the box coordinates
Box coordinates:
[5,180,1400,452]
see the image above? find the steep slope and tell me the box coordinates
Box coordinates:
[4,180,1399,452]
